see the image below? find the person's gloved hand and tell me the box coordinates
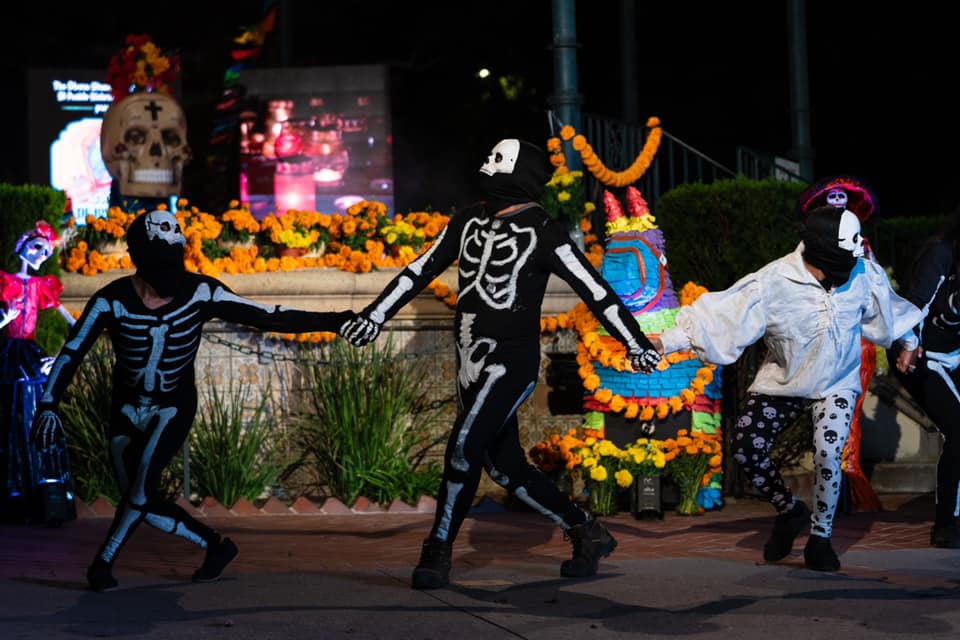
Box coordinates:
[31,409,64,450]
[627,347,661,373]
[340,313,382,347]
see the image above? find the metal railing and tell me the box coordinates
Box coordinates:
[580,113,737,209]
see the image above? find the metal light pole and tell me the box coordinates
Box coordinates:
[787,0,814,181]
[551,0,582,170]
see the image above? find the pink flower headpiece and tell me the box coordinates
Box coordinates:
[16,220,61,253]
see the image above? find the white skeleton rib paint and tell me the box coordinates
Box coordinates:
[371,276,413,324]
[457,218,536,309]
[555,244,607,301]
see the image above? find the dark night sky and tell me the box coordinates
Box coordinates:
[2,1,956,217]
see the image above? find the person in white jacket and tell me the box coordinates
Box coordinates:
[651,205,922,571]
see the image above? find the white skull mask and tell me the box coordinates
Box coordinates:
[144,210,186,246]
[826,188,848,209]
[18,236,53,271]
[837,210,864,258]
[479,139,520,176]
[100,93,191,198]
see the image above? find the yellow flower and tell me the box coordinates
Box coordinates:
[590,465,608,482]
[615,469,633,488]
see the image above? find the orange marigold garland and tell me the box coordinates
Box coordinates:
[548,117,663,188]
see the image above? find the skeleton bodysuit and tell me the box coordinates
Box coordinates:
[34,211,351,570]
[355,198,657,543]
[891,237,960,530]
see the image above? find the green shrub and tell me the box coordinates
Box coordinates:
[655,177,807,292]
[190,378,282,507]
[292,337,445,506]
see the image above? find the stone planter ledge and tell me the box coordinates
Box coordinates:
[74,495,438,519]
[61,268,581,321]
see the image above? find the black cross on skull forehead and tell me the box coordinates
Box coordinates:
[144,100,164,120]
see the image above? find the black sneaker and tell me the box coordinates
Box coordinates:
[763,500,810,562]
[804,533,841,572]
[86,559,118,592]
[930,524,960,548]
[411,539,453,590]
[560,519,618,578]
[192,537,239,583]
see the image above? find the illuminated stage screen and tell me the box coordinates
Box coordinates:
[27,69,114,221]
[238,66,393,218]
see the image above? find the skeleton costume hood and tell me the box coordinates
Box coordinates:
[478,139,552,215]
[126,210,187,298]
[801,205,863,290]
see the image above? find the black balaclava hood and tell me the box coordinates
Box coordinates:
[801,205,858,289]
[478,139,552,215]
[127,211,187,298]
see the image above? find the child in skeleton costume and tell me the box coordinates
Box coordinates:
[30,210,356,592]
[342,139,661,589]
[652,206,922,571]
[890,206,960,548]
[1,221,76,524]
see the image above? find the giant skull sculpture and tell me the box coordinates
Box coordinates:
[100,93,191,198]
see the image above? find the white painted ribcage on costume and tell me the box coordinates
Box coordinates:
[458,217,536,309]
[112,286,211,394]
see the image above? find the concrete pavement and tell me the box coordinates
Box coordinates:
[1,494,959,639]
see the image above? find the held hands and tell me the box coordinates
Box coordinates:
[340,312,382,347]
[896,346,923,374]
[31,409,65,450]
[627,347,662,373]
[624,336,664,373]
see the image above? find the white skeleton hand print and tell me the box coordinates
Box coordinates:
[458,217,536,309]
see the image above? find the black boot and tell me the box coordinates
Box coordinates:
[411,539,453,590]
[930,524,960,548]
[763,500,810,562]
[804,533,841,572]
[192,537,239,583]
[560,519,617,578]
[86,558,119,592]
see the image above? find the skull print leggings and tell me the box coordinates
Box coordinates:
[731,391,858,538]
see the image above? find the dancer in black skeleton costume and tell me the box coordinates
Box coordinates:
[342,139,661,589]
[31,210,356,591]
[891,205,960,548]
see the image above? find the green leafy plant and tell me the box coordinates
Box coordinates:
[292,337,445,506]
[60,337,119,504]
[190,379,282,507]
